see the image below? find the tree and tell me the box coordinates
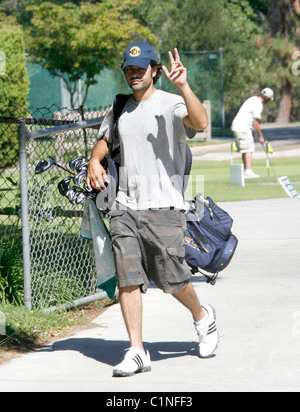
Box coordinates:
[253,0,300,123]
[0,15,29,107]
[26,1,157,109]
[0,16,29,168]
[134,0,233,51]
[0,0,96,26]
[135,0,300,124]
[277,0,300,122]
[134,0,262,125]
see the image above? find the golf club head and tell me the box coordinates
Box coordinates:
[58,176,72,196]
[74,170,87,186]
[69,156,87,172]
[35,159,55,174]
[77,163,89,173]
[73,190,87,204]
[65,186,87,205]
[36,158,75,176]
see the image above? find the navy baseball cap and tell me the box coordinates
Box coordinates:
[122,42,156,70]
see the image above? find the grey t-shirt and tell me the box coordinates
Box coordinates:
[99,89,196,210]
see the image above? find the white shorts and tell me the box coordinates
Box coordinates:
[233,131,255,154]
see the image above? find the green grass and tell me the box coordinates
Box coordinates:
[190,157,300,202]
[0,303,80,344]
[0,299,114,360]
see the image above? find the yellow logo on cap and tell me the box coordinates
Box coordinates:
[130,46,141,57]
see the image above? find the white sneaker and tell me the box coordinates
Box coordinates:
[194,304,219,358]
[113,347,151,377]
[244,169,260,179]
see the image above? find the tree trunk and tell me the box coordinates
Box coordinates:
[280,0,291,41]
[276,77,292,124]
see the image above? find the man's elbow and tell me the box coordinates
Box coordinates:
[192,117,209,131]
[185,114,209,131]
[198,118,209,131]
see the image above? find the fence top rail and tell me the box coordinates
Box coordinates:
[159,49,221,55]
[0,116,77,126]
[28,116,104,139]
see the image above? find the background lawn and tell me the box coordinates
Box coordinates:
[190,157,300,202]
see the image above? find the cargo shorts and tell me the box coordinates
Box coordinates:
[109,207,191,294]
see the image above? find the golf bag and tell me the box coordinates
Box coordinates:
[185,194,238,284]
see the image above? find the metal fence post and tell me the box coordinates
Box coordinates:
[18,122,32,309]
[219,47,226,137]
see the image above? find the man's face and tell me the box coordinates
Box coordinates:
[124,65,157,92]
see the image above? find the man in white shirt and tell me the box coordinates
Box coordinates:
[87,42,219,377]
[231,88,274,178]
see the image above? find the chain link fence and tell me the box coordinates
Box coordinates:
[0,103,113,310]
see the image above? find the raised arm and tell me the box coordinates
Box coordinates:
[162,48,208,131]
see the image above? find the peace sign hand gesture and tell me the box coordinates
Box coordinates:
[161,47,209,131]
[162,48,187,88]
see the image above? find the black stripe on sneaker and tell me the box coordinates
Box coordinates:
[132,354,143,369]
[207,322,217,335]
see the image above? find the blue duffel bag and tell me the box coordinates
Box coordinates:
[185,194,238,285]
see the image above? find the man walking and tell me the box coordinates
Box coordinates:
[231,88,274,178]
[87,41,218,377]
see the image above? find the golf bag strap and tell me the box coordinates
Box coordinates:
[183,143,193,192]
[109,94,131,159]
[113,94,131,124]
[185,143,192,176]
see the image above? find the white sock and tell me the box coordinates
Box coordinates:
[194,310,208,325]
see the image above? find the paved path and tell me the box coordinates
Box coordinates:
[0,198,299,393]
